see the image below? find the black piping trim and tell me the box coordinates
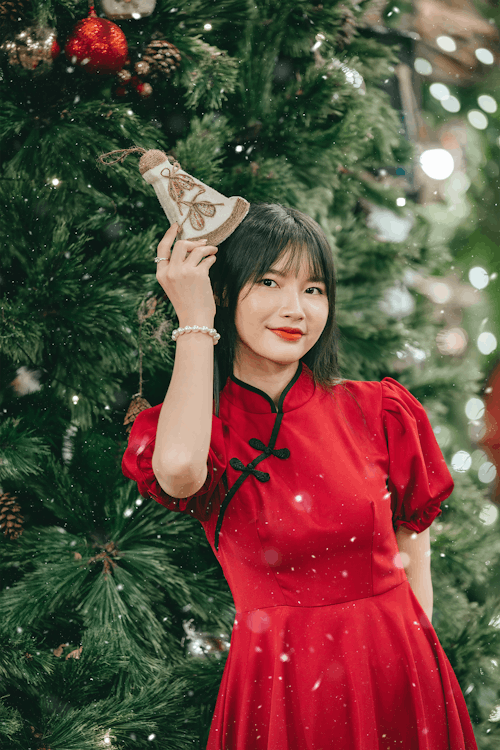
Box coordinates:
[229,373,277,413]
[214,363,301,552]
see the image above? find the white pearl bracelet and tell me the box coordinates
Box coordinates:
[171,325,221,344]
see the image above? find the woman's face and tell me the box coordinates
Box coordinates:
[234,248,329,370]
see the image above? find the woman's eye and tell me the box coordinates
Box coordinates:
[306,287,324,294]
[260,278,277,287]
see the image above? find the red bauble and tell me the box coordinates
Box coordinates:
[64,6,128,75]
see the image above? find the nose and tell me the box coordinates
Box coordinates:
[279,284,305,318]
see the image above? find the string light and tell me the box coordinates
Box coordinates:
[72,395,79,404]
[204,23,212,30]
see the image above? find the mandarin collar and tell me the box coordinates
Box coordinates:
[222,361,316,414]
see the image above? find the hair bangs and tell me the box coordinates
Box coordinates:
[273,240,326,284]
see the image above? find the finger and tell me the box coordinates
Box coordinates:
[170,238,209,265]
[185,244,218,265]
[156,223,179,263]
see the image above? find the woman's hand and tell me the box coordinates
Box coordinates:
[155,223,218,326]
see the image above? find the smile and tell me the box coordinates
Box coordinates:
[270,329,304,341]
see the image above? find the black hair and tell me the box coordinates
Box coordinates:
[209,202,349,416]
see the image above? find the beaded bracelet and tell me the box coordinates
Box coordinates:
[171,325,221,344]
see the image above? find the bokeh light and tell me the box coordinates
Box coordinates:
[451,450,472,472]
[420,149,454,179]
[479,503,499,526]
[436,327,468,356]
[478,95,497,113]
[469,266,489,289]
[436,36,457,52]
[441,96,460,113]
[468,110,488,130]
[478,462,497,484]
[429,281,451,303]
[477,331,497,355]
[414,58,432,75]
[430,83,450,101]
[475,48,494,65]
[465,397,485,420]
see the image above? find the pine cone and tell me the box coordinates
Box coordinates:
[124,394,152,434]
[142,40,181,78]
[0,0,30,35]
[336,4,358,51]
[0,492,24,540]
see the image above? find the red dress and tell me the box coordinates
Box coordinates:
[122,361,478,750]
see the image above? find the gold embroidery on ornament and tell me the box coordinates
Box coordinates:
[160,163,222,232]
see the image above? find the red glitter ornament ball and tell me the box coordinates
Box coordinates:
[64,6,128,75]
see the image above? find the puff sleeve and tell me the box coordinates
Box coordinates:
[122,404,227,523]
[381,377,454,534]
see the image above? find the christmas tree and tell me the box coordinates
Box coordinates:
[1,1,499,748]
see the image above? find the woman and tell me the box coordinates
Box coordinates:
[123,203,477,749]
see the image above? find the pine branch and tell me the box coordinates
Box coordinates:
[0,419,50,482]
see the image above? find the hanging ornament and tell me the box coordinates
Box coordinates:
[124,394,152,432]
[131,76,153,98]
[0,25,60,76]
[329,57,366,93]
[64,5,128,75]
[182,618,230,659]
[123,296,160,434]
[10,365,42,395]
[0,493,24,540]
[116,67,132,84]
[140,39,181,79]
[100,0,156,20]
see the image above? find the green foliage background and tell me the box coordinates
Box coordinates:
[0,0,499,748]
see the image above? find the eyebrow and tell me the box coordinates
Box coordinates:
[267,268,325,283]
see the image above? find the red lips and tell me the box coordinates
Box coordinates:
[270,328,304,341]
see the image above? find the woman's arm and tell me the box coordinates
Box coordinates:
[152,331,214,498]
[151,225,218,499]
[395,526,433,622]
